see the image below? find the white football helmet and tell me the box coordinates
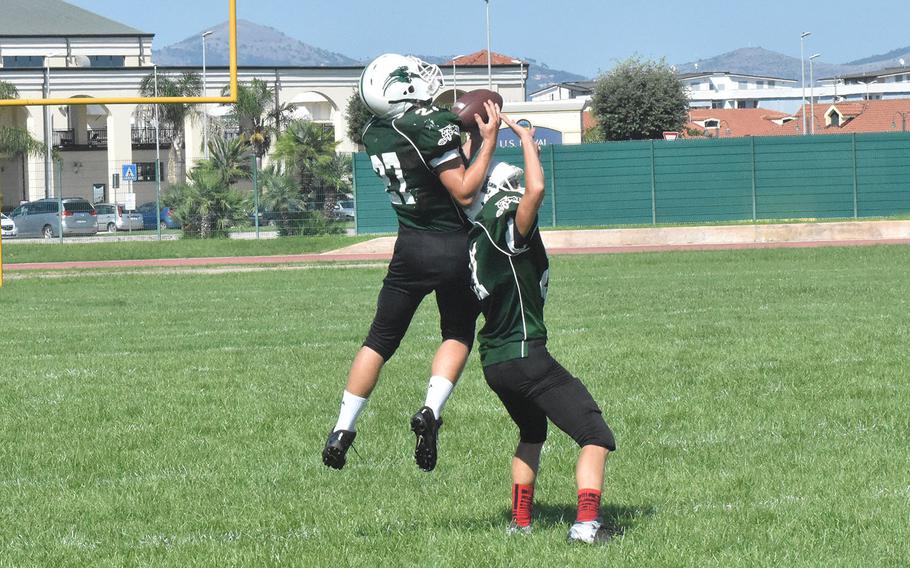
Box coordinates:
[463,161,525,220]
[360,53,444,119]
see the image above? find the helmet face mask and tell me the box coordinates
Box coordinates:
[360,54,444,119]
[463,161,526,221]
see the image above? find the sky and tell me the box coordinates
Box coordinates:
[68,0,910,77]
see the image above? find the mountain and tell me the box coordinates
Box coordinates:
[845,45,910,67]
[413,54,587,97]
[153,20,359,67]
[675,46,910,80]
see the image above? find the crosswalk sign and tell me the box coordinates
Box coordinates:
[122,164,138,183]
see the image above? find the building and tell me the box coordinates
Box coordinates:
[0,3,527,210]
[529,81,595,102]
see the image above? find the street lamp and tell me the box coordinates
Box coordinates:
[800,32,811,136]
[485,0,492,90]
[451,54,466,105]
[809,53,820,134]
[891,111,908,132]
[857,79,878,101]
[512,59,525,100]
[202,30,214,160]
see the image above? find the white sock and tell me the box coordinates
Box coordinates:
[423,375,455,418]
[333,390,368,432]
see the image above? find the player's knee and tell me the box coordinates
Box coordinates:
[441,333,474,352]
[519,424,548,445]
[362,335,400,362]
[575,425,616,452]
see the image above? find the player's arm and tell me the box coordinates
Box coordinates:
[437,101,501,207]
[501,115,544,238]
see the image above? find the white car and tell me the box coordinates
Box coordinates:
[94,203,144,232]
[1,212,16,238]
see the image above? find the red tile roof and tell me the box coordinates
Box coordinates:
[447,50,523,66]
[792,98,910,134]
[686,108,796,138]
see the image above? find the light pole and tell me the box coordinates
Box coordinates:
[512,59,525,100]
[485,0,492,89]
[202,30,214,160]
[809,53,820,134]
[800,32,811,136]
[451,54,465,105]
[154,64,162,241]
[857,79,877,101]
[891,111,908,132]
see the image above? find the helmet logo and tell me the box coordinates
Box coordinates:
[383,66,418,95]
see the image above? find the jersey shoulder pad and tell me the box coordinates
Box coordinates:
[395,106,462,166]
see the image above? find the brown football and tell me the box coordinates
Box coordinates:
[452,89,504,130]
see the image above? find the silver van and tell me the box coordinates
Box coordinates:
[95,203,144,232]
[10,198,99,239]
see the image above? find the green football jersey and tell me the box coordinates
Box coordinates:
[362,105,468,232]
[468,189,550,366]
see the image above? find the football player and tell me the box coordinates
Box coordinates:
[322,54,501,472]
[465,116,616,544]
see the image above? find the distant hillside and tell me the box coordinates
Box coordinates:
[153,19,359,67]
[675,46,910,80]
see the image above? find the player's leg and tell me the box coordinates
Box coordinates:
[323,262,428,469]
[483,358,549,533]
[521,349,616,544]
[410,230,480,471]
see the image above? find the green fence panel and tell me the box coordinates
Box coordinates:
[754,136,856,219]
[854,133,910,217]
[553,141,653,226]
[653,137,754,223]
[354,132,910,235]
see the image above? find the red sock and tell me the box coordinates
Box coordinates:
[576,489,602,523]
[512,484,534,527]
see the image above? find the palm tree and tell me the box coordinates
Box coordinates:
[273,119,339,209]
[201,135,252,186]
[139,71,202,184]
[319,153,352,218]
[223,79,292,166]
[0,80,48,158]
[165,165,245,238]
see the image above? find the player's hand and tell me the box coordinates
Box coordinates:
[501,114,536,142]
[475,100,501,145]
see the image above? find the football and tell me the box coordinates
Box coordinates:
[452,89,504,130]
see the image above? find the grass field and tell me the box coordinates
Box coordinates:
[1,234,370,265]
[2,245,909,566]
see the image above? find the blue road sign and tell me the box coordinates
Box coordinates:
[122,164,138,183]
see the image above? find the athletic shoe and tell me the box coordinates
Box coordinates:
[506,520,532,536]
[322,429,356,470]
[567,519,611,544]
[410,406,442,472]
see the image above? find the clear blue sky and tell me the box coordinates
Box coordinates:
[69,0,910,77]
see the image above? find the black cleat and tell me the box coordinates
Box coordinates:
[410,406,442,472]
[322,429,356,470]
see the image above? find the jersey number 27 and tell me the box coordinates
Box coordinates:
[371,153,416,206]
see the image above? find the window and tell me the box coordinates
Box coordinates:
[88,56,125,67]
[704,119,720,128]
[738,81,748,89]
[768,81,776,88]
[136,162,163,182]
[829,111,841,127]
[2,56,44,68]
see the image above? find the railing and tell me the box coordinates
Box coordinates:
[86,129,107,147]
[53,129,74,147]
[131,127,176,146]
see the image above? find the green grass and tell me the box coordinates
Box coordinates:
[1,245,909,566]
[2,234,370,265]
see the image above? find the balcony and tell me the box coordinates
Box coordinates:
[53,129,107,150]
[131,127,175,148]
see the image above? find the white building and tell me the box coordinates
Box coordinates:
[0,1,526,210]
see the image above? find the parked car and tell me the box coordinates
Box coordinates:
[9,198,98,238]
[1,212,16,238]
[331,200,355,221]
[137,202,181,230]
[94,203,144,232]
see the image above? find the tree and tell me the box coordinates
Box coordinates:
[223,79,292,164]
[201,135,252,186]
[0,81,49,158]
[273,119,339,208]
[164,165,245,238]
[318,153,352,218]
[590,57,689,141]
[139,71,202,184]
[345,90,372,147]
